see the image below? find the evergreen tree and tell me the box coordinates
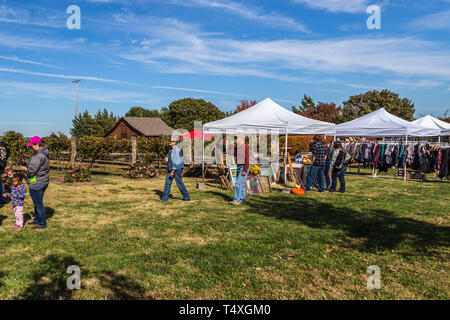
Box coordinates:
[125,106,161,118]
[71,109,118,137]
[292,95,316,114]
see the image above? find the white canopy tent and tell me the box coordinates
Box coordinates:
[203,98,336,135]
[336,108,440,137]
[336,108,441,181]
[412,115,450,141]
[202,98,336,184]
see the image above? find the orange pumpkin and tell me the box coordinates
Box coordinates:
[291,187,305,195]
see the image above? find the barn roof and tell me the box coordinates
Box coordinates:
[106,117,174,137]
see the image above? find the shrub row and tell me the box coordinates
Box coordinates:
[0,131,171,166]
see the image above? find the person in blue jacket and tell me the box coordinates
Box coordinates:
[160,136,190,202]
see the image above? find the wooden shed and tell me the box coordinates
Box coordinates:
[105,117,174,139]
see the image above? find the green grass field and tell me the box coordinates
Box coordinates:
[0,171,448,300]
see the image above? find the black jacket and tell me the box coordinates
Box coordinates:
[0,142,10,170]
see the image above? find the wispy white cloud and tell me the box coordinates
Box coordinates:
[102,13,450,82]
[0,67,125,83]
[346,83,385,90]
[411,10,450,30]
[0,4,63,28]
[291,0,371,13]
[0,80,254,102]
[168,0,309,33]
[150,85,245,97]
[0,80,150,103]
[120,19,450,81]
[0,55,63,69]
[0,32,86,51]
[389,79,443,88]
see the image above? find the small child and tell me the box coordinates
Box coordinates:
[2,172,26,230]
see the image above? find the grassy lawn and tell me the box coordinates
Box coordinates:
[0,171,448,300]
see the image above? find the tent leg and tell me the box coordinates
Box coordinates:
[404,135,408,182]
[202,133,205,182]
[284,131,288,184]
[198,127,206,190]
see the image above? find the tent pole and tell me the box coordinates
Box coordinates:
[284,129,288,184]
[202,127,205,182]
[404,134,408,182]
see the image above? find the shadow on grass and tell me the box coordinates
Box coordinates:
[14,254,80,300]
[46,207,55,219]
[0,215,7,226]
[152,189,177,200]
[95,271,149,299]
[14,254,150,300]
[0,198,9,209]
[207,190,450,255]
[24,207,55,225]
[0,271,7,291]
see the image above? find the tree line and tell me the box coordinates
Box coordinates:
[70,90,449,139]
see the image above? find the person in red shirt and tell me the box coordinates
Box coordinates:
[231,136,250,205]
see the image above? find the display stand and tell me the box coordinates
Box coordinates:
[218,164,233,191]
[278,150,306,189]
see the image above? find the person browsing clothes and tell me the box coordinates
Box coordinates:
[305,135,328,193]
[329,141,351,193]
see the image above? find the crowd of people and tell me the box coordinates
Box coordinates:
[304,135,351,194]
[0,133,355,230]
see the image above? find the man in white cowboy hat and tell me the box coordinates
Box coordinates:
[160,133,191,202]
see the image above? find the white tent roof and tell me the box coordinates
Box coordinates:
[412,115,450,136]
[336,108,440,137]
[203,98,336,135]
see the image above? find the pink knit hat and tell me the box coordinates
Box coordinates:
[27,136,42,147]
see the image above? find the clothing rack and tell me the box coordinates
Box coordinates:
[342,140,449,181]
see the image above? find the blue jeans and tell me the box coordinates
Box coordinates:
[305,165,325,192]
[29,185,48,228]
[0,168,5,203]
[330,166,347,193]
[324,160,331,189]
[161,169,190,201]
[233,165,249,203]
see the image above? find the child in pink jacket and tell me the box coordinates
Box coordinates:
[2,173,26,230]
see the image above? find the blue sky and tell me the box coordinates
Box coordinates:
[1,0,450,136]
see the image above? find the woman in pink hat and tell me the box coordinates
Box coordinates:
[19,136,50,229]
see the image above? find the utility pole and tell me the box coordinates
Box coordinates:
[72,79,81,118]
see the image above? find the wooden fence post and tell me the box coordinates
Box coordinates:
[70,137,77,168]
[131,136,137,165]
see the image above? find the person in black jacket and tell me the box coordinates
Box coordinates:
[0,141,10,204]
